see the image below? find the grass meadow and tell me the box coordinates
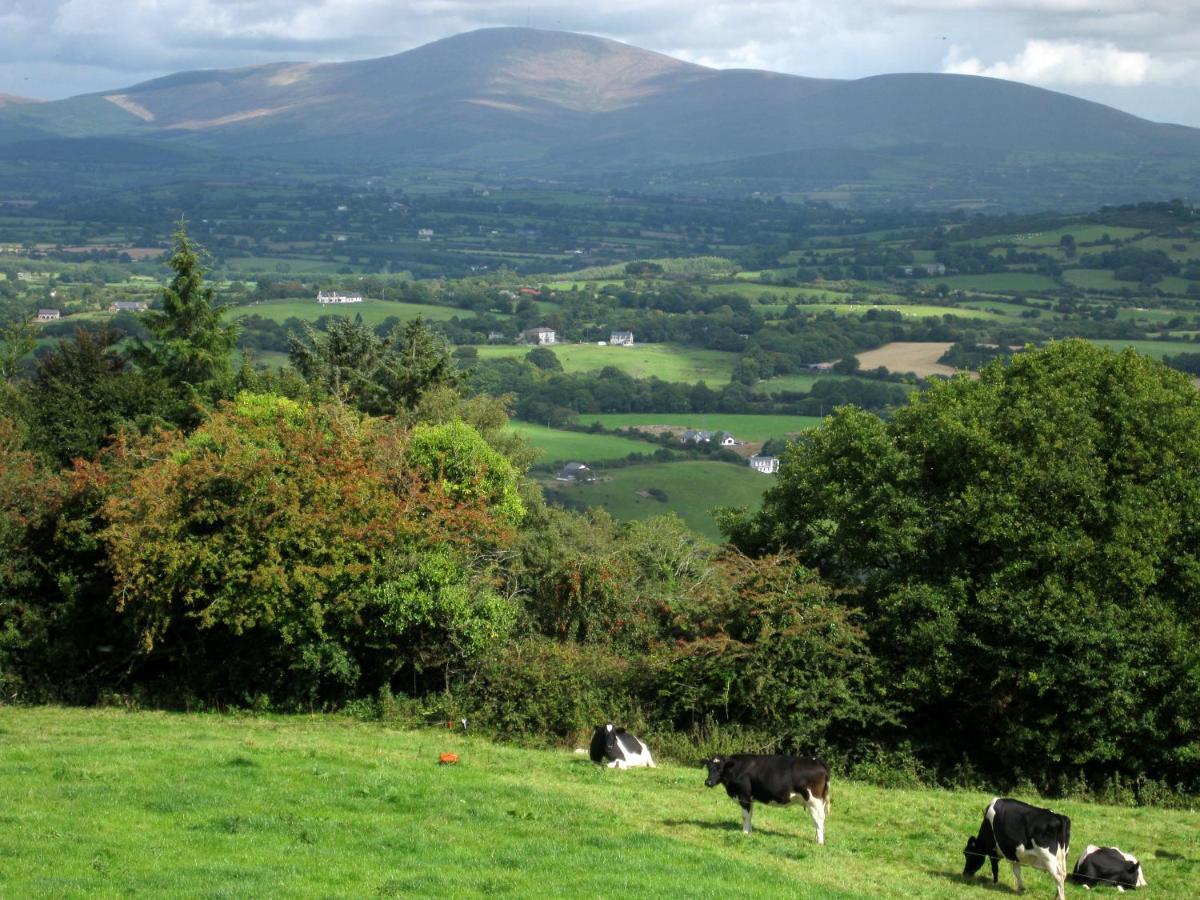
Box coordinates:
[1,707,1197,898]
[544,460,771,540]
[230,299,467,327]
[473,343,738,383]
[507,422,656,463]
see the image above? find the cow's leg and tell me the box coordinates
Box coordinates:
[806,792,826,845]
[1012,862,1025,893]
[739,800,753,834]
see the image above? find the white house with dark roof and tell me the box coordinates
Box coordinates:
[36,309,60,321]
[109,301,148,313]
[317,290,363,304]
[609,330,634,346]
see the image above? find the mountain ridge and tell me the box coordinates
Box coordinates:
[2,27,1198,208]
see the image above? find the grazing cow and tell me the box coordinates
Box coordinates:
[963,797,1071,900]
[703,754,831,845]
[1071,845,1147,891]
[589,724,656,769]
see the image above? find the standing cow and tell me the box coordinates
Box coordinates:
[703,754,831,845]
[589,724,656,769]
[963,797,1071,900]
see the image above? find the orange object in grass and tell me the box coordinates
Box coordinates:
[439,752,459,765]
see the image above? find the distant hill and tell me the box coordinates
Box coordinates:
[2,28,1199,208]
[0,94,40,108]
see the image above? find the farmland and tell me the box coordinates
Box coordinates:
[543,460,771,540]
[855,342,962,377]
[506,422,656,463]
[579,413,822,442]
[1,707,1196,898]
[474,343,739,382]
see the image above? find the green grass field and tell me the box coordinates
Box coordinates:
[545,460,771,540]
[230,299,467,327]
[579,413,821,442]
[935,273,1062,293]
[1,707,1196,898]
[1088,339,1199,360]
[474,343,738,383]
[508,422,657,463]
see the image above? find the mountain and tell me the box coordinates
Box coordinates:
[3,28,1199,208]
[0,94,40,108]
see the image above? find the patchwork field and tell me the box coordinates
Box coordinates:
[474,343,738,383]
[1,707,1196,898]
[544,460,772,540]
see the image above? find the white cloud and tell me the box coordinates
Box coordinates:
[942,39,1182,86]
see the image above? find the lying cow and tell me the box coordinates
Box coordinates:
[1071,845,1147,891]
[963,797,1071,900]
[703,754,831,845]
[589,724,656,769]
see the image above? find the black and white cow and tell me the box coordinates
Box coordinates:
[589,724,656,769]
[963,797,1071,900]
[703,754,831,845]
[1071,845,1147,891]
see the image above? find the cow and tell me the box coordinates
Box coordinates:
[703,754,831,845]
[963,797,1071,900]
[589,724,656,769]
[1071,845,1147,891]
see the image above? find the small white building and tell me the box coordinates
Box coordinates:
[609,330,634,346]
[36,308,60,321]
[317,291,364,305]
[522,327,556,345]
[749,455,780,475]
[417,228,434,241]
[109,301,148,313]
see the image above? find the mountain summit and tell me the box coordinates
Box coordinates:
[3,27,1198,207]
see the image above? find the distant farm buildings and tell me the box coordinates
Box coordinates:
[521,326,556,345]
[903,263,947,276]
[681,430,738,447]
[109,301,148,313]
[36,309,60,321]
[417,228,434,241]
[556,462,591,482]
[317,291,364,305]
[609,330,634,346]
[749,455,781,475]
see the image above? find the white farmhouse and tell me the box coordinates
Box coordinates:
[749,455,780,474]
[317,291,364,305]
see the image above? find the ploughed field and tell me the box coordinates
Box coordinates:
[2,707,1197,897]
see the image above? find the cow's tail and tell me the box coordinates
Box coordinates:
[821,766,831,814]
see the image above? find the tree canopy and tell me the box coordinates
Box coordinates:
[722,340,1200,783]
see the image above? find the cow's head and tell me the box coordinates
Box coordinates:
[704,756,727,788]
[962,836,986,877]
[593,723,621,757]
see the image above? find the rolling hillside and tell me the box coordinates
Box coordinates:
[2,28,1199,206]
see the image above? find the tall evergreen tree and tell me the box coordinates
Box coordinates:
[130,222,237,427]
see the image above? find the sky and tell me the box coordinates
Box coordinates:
[1,0,1198,127]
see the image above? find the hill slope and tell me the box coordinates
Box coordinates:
[2,27,1199,206]
[2,706,1197,896]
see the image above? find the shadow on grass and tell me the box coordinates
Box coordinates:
[925,870,1020,894]
[661,818,790,838]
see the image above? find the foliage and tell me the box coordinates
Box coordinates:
[723,340,1200,787]
[89,393,518,705]
[25,327,170,466]
[128,223,239,428]
[0,419,64,699]
[653,552,891,751]
[289,314,462,415]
